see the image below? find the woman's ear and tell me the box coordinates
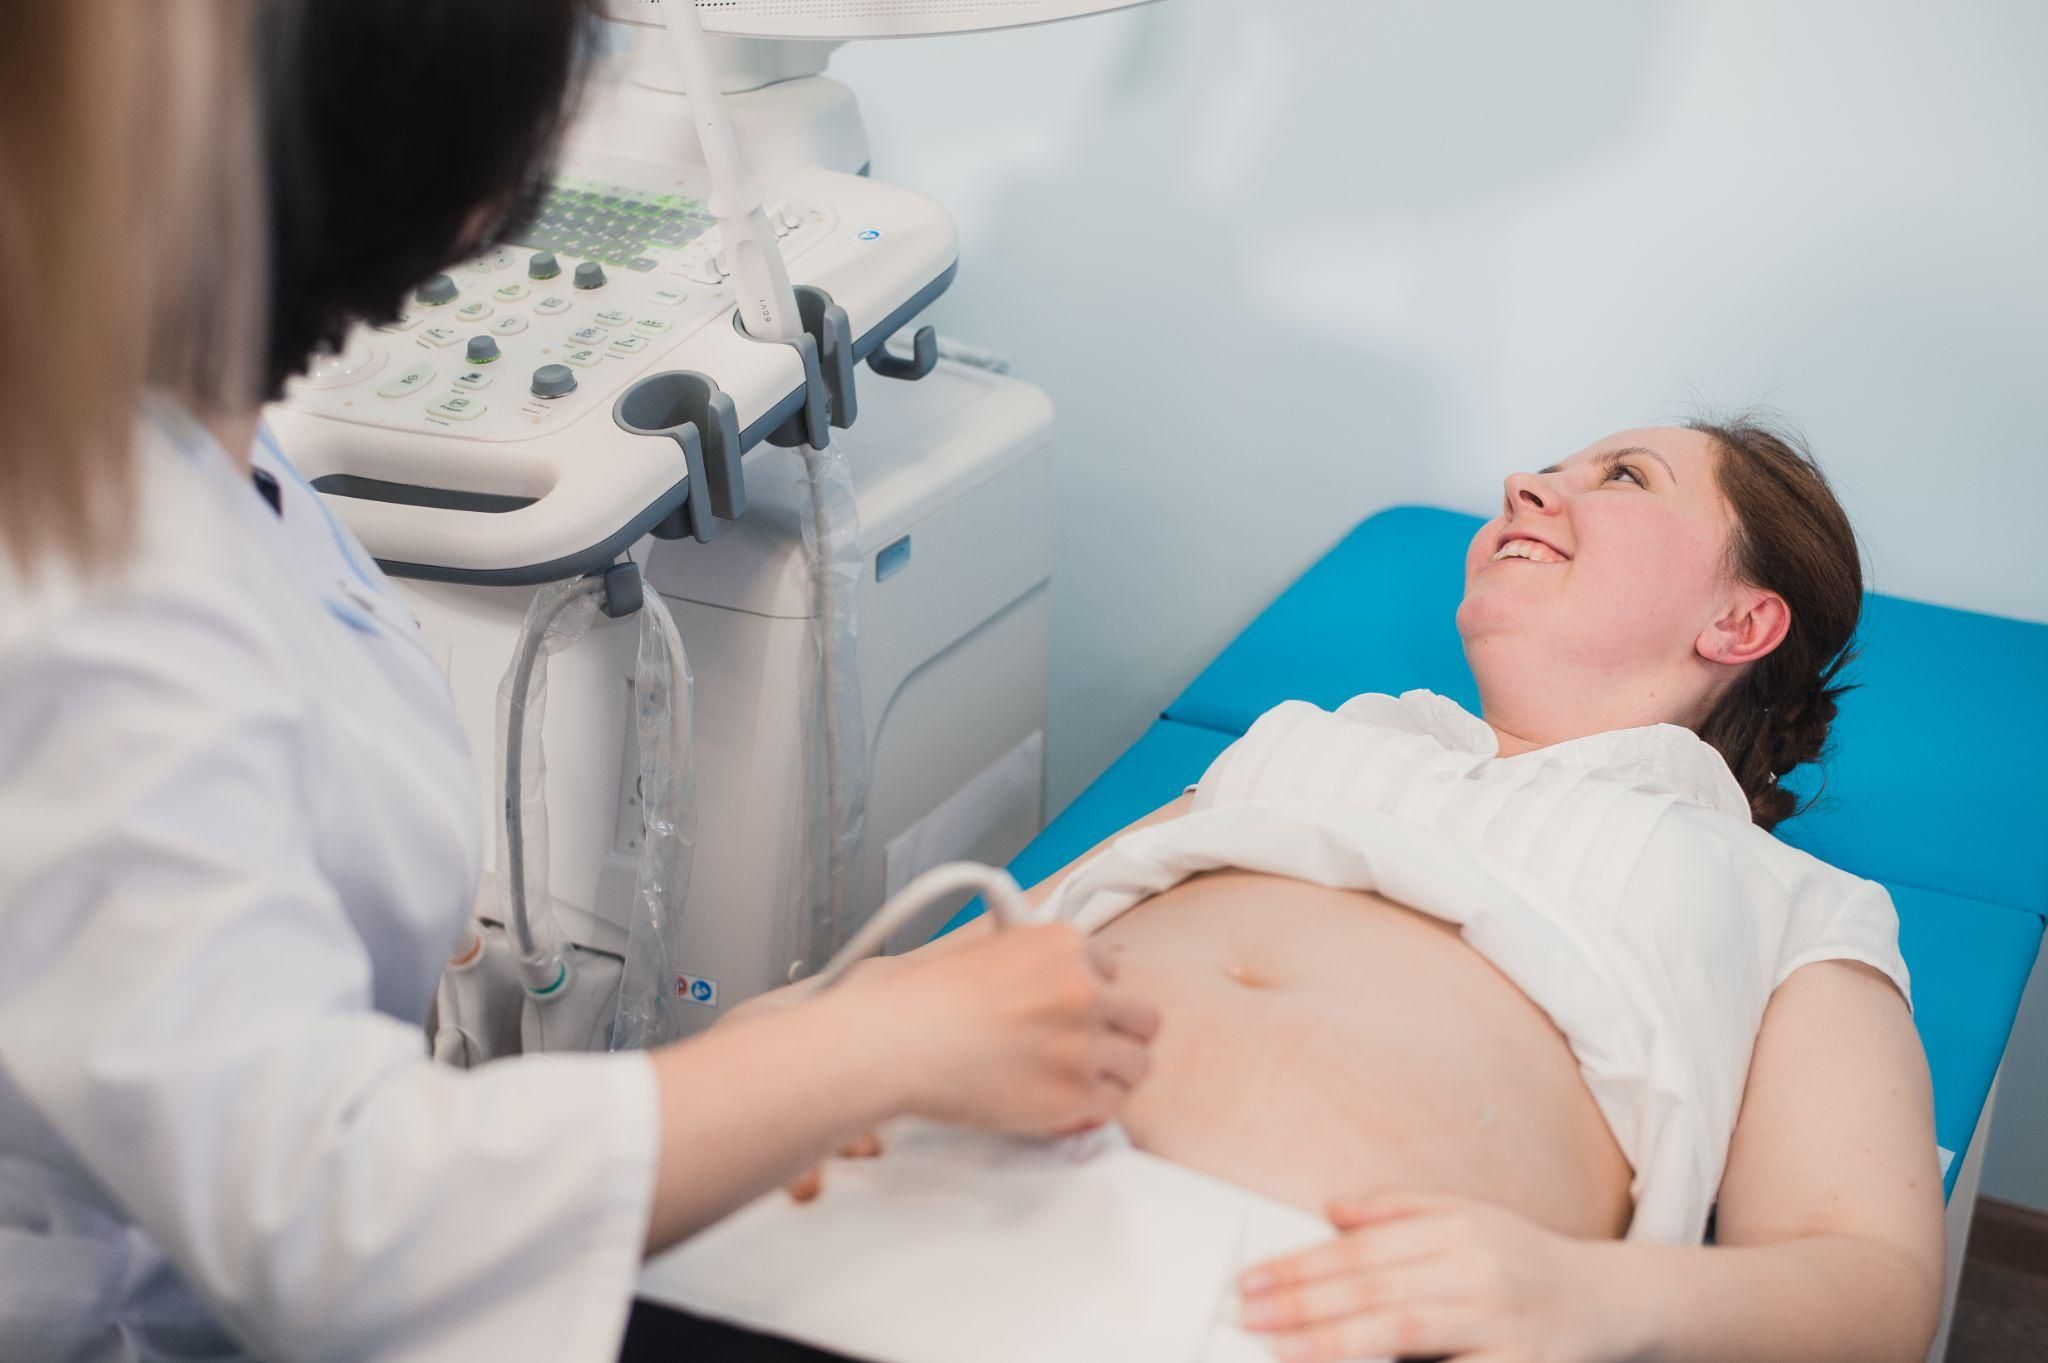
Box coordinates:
[1697,586,1790,667]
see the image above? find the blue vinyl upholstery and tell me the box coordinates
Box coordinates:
[955,506,2045,1197]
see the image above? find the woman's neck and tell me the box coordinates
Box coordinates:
[1478,683,1703,758]
[1484,719,1550,758]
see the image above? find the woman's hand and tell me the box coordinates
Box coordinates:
[1237,1191,1637,1363]
[838,922,1160,1136]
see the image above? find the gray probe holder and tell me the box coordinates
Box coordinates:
[736,284,858,449]
[612,371,745,544]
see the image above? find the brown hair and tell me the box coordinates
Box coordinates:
[0,1,265,579]
[1689,416,1863,830]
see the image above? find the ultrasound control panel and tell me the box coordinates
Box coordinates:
[284,157,834,443]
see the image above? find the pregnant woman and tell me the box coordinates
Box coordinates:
[997,418,1941,1363]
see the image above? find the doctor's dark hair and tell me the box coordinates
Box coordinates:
[1688,416,1863,832]
[257,0,601,400]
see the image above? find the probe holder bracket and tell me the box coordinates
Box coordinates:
[613,370,748,543]
[746,284,856,449]
[866,324,939,382]
[597,560,645,619]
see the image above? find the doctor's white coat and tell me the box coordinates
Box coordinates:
[0,404,658,1363]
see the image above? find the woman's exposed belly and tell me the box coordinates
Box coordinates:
[1093,871,1633,1239]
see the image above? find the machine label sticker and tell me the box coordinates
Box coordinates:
[678,973,720,1007]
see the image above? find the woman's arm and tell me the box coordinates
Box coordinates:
[1608,956,1944,1362]
[1236,958,1943,1363]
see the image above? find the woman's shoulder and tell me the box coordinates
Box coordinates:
[1650,797,1898,947]
[1,422,298,691]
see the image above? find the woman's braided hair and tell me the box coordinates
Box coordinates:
[1688,417,1863,831]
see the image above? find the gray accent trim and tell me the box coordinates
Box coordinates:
[370,477,692,587]
[738,383,809,449]
[311,475,535,514]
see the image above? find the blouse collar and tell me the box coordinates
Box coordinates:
[1389,689,1752,820]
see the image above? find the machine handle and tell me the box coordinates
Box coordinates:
[317,432,695,584]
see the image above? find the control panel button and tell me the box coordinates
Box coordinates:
[676,255,721,285]
[465,335,500,364]
[376,310,423,333]
[530,363,576,398]
[567,325,609,346]
[491,281,530,303]
[528,251,561,280]
[376,362,436,398]
[425,393,485,422]
[648,287,686,309]
[592,307,633,328]
[454,299,493,323]
[532,294,571,316]
[560,347,603,368]
[415,274,458,306]
[633,317,673,336]
[489,314,529,337]
[609,334,650,354]
[573,261,607,290]
[417,326,464,349]
[452,369,494,391]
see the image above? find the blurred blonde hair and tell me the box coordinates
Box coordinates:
[0,0,266,578]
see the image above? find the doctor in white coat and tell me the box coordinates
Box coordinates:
[0,5,1157,1361]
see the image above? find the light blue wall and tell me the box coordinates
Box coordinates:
[832,0,2048,1207]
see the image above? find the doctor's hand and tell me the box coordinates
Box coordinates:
[1236,1191,1636,1363]
[850,922,1160,1136]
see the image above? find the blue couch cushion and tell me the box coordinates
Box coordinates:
[1776,592,2048,914]
[1166,506,1484,732]
[1889,882,2045,1178]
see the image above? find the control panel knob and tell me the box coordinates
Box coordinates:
[530,363,576,399]
[573,260,607,290]
[414,273,458,306]
[528,251,560,280]
[465,335,500,364]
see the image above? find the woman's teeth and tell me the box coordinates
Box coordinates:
[1491,539,1566,564]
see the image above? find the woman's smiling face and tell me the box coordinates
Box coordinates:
[1458,427,1761,733]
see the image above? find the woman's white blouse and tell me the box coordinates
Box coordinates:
[1042,690,1909,1244]
[0,406,658,1362]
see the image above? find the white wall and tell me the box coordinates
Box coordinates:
[832,0,2048,1205]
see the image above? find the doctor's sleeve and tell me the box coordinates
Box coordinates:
[0,590,659,1363]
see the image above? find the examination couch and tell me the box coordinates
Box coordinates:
[945,504,2047,1360]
